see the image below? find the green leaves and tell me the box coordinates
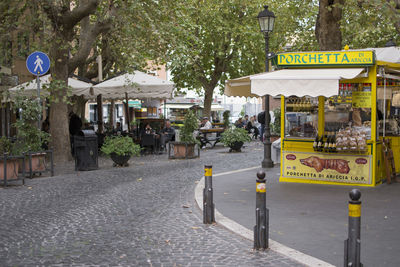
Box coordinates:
[101,136,141,156]
[180,110,200,144]
[220,127,252,147]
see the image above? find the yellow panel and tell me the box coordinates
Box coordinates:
[279,177,377,187]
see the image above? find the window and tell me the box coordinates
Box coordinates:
[284,96,318,138]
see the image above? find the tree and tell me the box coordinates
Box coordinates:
[162,0,322,118]
[315,0,345,50]
[1,0,167,162]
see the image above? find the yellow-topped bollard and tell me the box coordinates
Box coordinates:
[203,165,215,224]
[344,189,362,267]
[254,171,269,250]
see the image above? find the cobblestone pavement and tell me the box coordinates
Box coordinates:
[0,141,302,266]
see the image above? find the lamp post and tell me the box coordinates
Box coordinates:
[257,5,275,168]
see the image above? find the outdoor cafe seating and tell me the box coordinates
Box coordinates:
[198,127,225,148]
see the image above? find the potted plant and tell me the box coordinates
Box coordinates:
[101,135,141,166]
[11,91,50,173]
[170,110,200,159]
[220,127,252,152]
[0,137,20,180]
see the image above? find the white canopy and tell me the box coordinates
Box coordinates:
[225,68,365,97]
[8,74,92,97]
[362,46,400,64]
[92,71,174,99]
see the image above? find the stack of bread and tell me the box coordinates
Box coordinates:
[336,127,367,152]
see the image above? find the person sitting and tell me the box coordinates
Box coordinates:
[246,116,259,139]
[200,117,212,130]
[113,121,123,135]
[141,123,154,135]
[160,120,175,151]
[243,115,249,126]
[234,117,245,128]
[140,123,158,154]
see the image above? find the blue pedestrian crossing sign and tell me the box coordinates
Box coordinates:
[26,51,50,76]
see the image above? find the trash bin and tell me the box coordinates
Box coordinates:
[74,130,98,171]
[271,138,281,164]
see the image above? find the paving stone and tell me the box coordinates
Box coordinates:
[0,141,302,266]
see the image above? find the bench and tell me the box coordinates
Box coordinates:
[198,128,225,148]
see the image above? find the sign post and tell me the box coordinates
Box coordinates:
[26,51,50,130]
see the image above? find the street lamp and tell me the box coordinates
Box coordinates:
[257,5,275,168]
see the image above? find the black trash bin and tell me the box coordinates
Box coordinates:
[74,130,98,171]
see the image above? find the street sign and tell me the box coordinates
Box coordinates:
[26,51,50,76]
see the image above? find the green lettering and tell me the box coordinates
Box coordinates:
[279,54,286,64]
[301,54,308,64]
[294,55,301,64]
[333,53,340,62]
[342,54,349,63]
[309,54,317,63]
[326,54,332,62]
[287,55,294,64]
[318,54,323,63]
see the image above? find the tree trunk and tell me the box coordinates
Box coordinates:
[109,99,115,127]
[97,94,103,134]
[49,39,71,163]
[315,0,344,51]
[203,86,214,118]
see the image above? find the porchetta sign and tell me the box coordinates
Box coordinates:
[282,152,372,184]
[276,50,375,67]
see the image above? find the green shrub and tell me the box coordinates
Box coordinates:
[101,136,141,156]
[220,127,252,147]
[223,110,230,128]
[180,110,199,144]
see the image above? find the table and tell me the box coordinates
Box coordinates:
[198,128,225,148]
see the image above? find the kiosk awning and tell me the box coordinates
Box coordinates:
[225,68,365,97]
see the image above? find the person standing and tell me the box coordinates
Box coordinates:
[69,112,83,156]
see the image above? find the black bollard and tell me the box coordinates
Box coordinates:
[203,165,215,224]
[254,171,269,249]
[344,189,363,267]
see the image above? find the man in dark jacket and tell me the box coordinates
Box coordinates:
[69,112,82,156]
[69,112,82,136]
[160,120,175,151]
[258,111,265,142]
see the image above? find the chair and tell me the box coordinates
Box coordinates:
[140,134,156,154]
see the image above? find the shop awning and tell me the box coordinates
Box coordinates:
[161,103,194,109]
[198,104,225,111]
[225,68,365,97]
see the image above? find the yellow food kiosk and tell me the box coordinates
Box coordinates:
[225,47,400,187]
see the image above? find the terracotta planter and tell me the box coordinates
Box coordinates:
[110,153,131,166]
[19,153,46,173]
[0,159,19,180]
[172,142,195,158]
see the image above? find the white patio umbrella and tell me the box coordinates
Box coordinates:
[8,74,93,97]
[92,71,174,99]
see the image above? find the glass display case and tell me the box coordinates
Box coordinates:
[284,96,318,138]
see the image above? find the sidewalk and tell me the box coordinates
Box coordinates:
[210,165,400,267]
[0,141,304,266]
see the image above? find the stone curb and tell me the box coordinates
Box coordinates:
[194,167,335,267]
